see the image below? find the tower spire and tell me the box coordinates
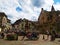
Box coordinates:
[51,5,55,11]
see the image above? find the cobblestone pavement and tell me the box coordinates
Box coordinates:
[0,35,60,45]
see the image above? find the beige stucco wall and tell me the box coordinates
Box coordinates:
[2,16,7,26]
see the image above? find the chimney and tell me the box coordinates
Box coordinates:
[41,8,43,11]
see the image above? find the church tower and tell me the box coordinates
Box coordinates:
[51,5,55,11]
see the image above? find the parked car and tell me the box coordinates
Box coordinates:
[55,33,60,38]
[26,32,39,40]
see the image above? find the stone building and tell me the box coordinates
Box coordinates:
[12,5,60,33]
[13,18,38,32]
[0,12,11,32]
[38,5,60,33]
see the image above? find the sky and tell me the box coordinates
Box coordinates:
[0,0,60,23]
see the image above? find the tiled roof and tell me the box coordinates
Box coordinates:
[0,12,7,17]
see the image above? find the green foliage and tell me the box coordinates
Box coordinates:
[6,33,18,40]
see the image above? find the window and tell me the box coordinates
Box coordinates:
[47,15,52,20]
[59,14,60,16]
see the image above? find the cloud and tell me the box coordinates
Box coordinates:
[0,0,59,23]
